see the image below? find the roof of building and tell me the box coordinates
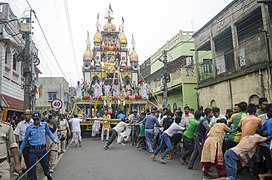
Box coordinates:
[2,94,24,112]
[193,0,236,37]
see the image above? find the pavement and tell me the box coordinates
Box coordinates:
[51,139,256,180]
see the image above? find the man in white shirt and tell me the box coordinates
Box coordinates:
[151,117,184,164]
[75,81,82,100]
[58,114,70,153]
[209,107,226,127]
[182,106,194,124]
[104,119,131,150]
[14,109,33,171]
[69,114,83,147]
[92,113,102,138]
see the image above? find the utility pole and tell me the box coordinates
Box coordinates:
[20,10,33,110]
[260,29,272,99]
[163,50,168,100]
[161,50,171,107]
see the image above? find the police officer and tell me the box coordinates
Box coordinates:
[19,112,57,180]
[0,105,22,179]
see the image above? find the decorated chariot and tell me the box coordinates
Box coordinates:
[73,5,148,133]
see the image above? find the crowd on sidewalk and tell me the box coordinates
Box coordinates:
[0,107,77,180]
[98,97,272,180]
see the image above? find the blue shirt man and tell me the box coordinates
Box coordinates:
[142,113,160,153]
[261,117,272,138]
[19,122,57,153]
[142,114,160,129]
[117,110,126,119]
[19,112,56,180]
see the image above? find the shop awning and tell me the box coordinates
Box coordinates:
[2,94,24,112]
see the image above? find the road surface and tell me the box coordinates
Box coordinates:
[52,139,255,180]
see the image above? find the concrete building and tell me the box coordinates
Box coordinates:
[141,30,206,110]
[193,0,272,112]
[0,3,40,120]
[36,77,71,113]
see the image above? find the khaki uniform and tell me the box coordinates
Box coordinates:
[0,121,18,180]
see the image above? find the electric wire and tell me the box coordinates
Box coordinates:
[149,0,256,66]
[25,0,68,80]
[32,12,68,80]
[32,36,54,76]
[141,4,271,105]
[63,0,80,80]
[147,7,271,74]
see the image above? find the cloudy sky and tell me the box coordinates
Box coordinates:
[4,0,232,86]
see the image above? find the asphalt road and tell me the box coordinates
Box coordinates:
[52,139,256,180]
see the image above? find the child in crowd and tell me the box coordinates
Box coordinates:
[136,122,146,149]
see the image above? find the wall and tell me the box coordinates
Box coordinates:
[167,88,182,111]
[36,77,70,113]
[198,70,267,112]
[198,80,231,112]
[231,72,263,104]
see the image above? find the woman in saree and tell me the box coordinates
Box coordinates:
[201,118,231,177]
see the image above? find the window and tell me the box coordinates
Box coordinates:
[48,92,57,101]
[216,55,226,74]
[13,53,17,70]
[203,59,212,73]
[238,48,246,66]
[224,50,235,71]
[185,57,193,66]
[5,47,10,64]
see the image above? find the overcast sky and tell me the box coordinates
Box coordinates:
[5,0,232,86]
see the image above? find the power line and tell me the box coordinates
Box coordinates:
[148,0,256,66]
[25,0,68,80]
[63,0,80,80]
[148,6,271,73]
[7,0,21,17]
[25,0,32,9]
[32,36,54,76]
[32,11,68,80]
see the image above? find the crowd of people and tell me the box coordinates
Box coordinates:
[2,97,272,179]
[98,97,272,180]
[0,107,82,180]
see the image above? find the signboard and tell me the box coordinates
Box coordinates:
[51,98,63,110]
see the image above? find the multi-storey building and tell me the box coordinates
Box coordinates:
[141,30,206,111]
[36,77,71,114]
[194,0,272,111]
[0,3,40,119]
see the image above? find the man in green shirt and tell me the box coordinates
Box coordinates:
[180,110,201,165]
[136,122,146,149]
[227,101,248,149]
